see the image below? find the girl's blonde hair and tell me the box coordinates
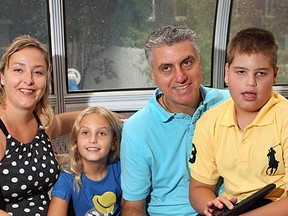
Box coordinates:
[61,106,122,191]
[0,35,53,126]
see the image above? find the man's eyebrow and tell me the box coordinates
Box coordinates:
[182,55,195,63]
[157,63,172,70]
[156,55,197,70]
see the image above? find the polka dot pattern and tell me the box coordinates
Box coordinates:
[0,116,59,216]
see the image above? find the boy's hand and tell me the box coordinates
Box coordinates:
[204,195,237,216]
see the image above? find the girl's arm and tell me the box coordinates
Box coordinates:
[47,196,69,216]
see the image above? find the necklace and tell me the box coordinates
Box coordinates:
[161,95,173,113]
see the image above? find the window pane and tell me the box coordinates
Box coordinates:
[65,0,216,92]
[0,0,49,55]
[230,0,288,84]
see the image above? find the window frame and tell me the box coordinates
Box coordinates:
[48,0,288,114]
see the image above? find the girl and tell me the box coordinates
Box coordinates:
[48,106,122,216]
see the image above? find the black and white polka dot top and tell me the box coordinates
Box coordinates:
[0,113,60,216]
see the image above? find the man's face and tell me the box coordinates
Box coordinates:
[149,40,202,112]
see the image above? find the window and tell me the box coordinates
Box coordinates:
[147,0,156,22]
[175,0,188,21]
[0,0,49,56]
[64,0,217,92]
[230,0,288,84]
[265,0,275,17]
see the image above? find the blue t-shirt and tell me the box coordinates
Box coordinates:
[51,160,122,216]
[120,86,230,216]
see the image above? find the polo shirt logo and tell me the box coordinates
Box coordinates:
[189,143,197,164]
[266,144,280,175]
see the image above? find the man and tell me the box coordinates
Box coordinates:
[120,24,229,216]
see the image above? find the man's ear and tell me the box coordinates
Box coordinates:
[148,66,157,85]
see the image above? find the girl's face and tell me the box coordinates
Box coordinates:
[77,113,117,165]
[0,47,48,110]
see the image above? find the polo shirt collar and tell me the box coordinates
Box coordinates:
[221,92,279,128]
[152,85,208,123]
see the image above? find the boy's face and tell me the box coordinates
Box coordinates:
[225,52,278,114]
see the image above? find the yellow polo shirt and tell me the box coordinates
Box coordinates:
[189,92,288,201]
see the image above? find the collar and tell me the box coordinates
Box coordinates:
[221,93,280,128]
[153,86,207,122]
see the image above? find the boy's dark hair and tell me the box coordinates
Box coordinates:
[227,27,278,67]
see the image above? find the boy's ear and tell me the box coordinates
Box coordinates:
[224,63,229,85]
[273,65,279,85]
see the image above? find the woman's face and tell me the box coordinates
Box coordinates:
[0,46,48,111]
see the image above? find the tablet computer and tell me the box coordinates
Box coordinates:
[214,183,276,216]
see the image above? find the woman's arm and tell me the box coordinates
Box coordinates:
[46,111,81,140]
[46,110,126,140]
[0,210,10,216]
[47,196,69,216]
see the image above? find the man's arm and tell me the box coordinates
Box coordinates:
[122,199,146,216]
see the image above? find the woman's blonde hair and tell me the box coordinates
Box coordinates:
[0,35,53,126]
[61,106,122,191]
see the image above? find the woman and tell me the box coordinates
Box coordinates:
[0,35,80,216]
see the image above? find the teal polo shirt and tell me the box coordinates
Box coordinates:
[121,85,230,216]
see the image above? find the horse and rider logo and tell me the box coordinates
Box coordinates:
[266,144,280,175]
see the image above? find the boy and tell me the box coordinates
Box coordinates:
[189,27,288,216]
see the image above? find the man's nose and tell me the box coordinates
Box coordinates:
[174,67,187,83]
